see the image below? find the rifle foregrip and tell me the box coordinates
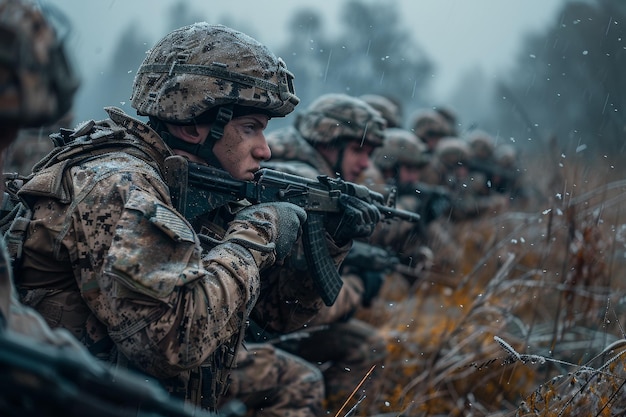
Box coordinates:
[302,213,343,306]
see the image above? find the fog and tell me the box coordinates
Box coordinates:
[51,0,568,123]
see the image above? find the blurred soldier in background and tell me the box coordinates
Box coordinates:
[5,110,73,175]
[408,108,453,154]
[8,22,343,415]
[360,93,403,128]
[422,137,508,220]
[465,129,498,197]
[0,0,79,346]
[493,143,525,199]
[367,127,450,285]
[257,93,389,413]
[433,105,460,137]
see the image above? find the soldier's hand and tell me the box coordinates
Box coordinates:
[325,195,381,245]
[233,202,307,261]
[358,270,384,307]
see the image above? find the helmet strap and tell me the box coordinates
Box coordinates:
[208,106,234,141]
[148,116,224,169]
[333,146,345,179]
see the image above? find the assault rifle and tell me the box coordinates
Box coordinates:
[467,160,519,193]
[342,240,429,285]
[0,328,240,417]
[394,182,453,224]
[163,155,420,306]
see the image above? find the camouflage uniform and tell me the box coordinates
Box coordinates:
[12,23,332,415]
[16,108,271,401]
[408,108,453,153]
[367,128,440,284]
[421,137,508,221]
[220,344,324,417]
[359,94,402,128]
[259,94,389,414]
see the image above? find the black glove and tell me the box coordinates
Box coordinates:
[232,202,307,261]
[358,270,384,307]
[325,195,381,245]
[426,194,452,222]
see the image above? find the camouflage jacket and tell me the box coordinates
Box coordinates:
[264,126,336,180]
[264,126,363,322]
[13,107,323,403]
[1,230,87,350]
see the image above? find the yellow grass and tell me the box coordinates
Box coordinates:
[352,151,626,416]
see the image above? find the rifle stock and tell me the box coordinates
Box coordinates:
[0,329,224,417]
[163,156,420,306]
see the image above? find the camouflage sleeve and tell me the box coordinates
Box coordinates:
[307,274,364,325]
[75,170,268,379]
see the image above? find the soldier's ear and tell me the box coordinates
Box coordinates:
[166,123,208,144]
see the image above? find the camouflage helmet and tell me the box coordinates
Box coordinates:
[409,109,452,141]
[131,23,299,124]
[295,93,386,147]
[466,129,495,160]
[359,93,401,128]
[0,0,79,127]
[495,144,518,168]
[434,137,471,168]
[433,105,459,136]
[373,128,429,171]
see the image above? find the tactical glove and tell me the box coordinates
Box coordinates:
[358,270,384,307]
[325,194,381,245]
[226,202,307,268]
[425,194,452,223]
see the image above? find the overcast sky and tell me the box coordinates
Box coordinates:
[52,0,568,109]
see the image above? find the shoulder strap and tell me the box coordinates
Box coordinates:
[0,179,32,279]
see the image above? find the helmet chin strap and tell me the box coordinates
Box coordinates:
[332,146,345,179]
[148,106,234,170]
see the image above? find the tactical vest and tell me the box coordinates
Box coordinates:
[2,108,244,410]
[4,113,169,287]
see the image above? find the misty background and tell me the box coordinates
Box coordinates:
[50,0,624,166]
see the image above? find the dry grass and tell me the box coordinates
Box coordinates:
[351,151,626,416]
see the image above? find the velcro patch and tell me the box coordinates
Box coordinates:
[150,203,195,243]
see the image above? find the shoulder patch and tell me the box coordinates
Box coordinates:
[150,203,196,243]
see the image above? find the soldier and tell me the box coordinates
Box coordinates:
[493,143,520,193]
[433,105,460,137]
[4,110,73,175]
[359,93,403,128]
[465,129,498,196]
[368,128,450,282]
[408,108,453,154]
[423,137,508,221]
[257,93,388,414]
[10,23,376,415]
[0,0,79,342]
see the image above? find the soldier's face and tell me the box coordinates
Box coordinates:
[213,114,271,180]
[340,141,375,182]
[398,164,422,184]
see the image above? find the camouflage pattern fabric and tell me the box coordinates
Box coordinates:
[264,126,335,179]
[293,93,386,147]
[0,233,88,350]
[262,123,389,415]
[14,107,283,405]
[275,317,387,415]
[220,343,324,417]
